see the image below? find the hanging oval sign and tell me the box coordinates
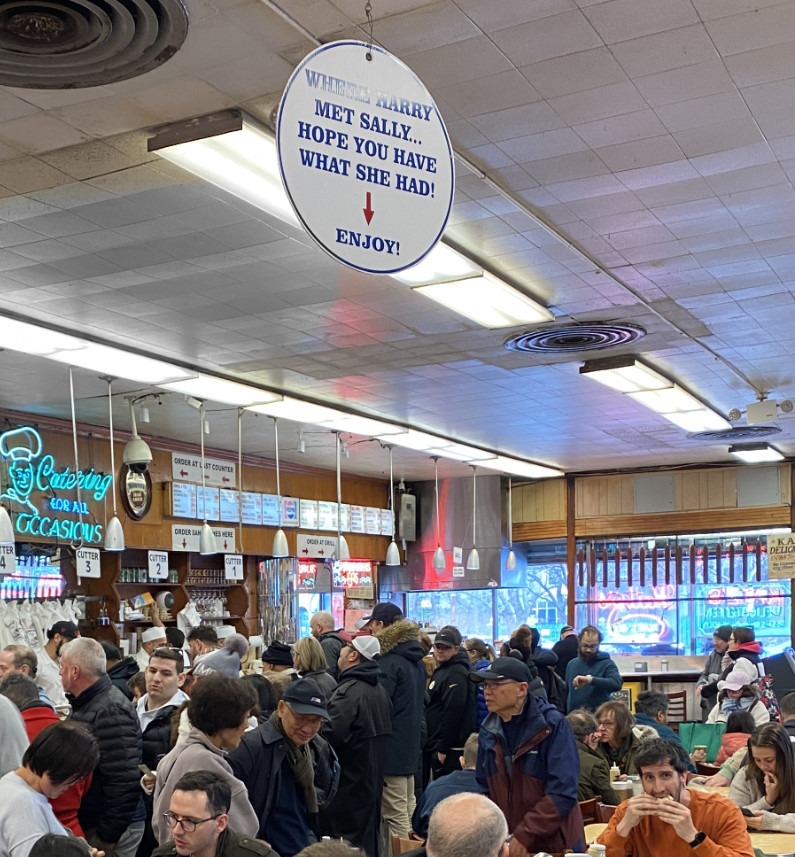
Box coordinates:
[121,464,152,521]
[277,40,454,275]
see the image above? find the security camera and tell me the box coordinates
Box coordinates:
[123,402,152,473]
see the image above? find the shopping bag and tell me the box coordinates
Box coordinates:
[678,721,725,763]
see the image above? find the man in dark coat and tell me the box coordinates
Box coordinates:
[310,611,346,678]
[376,614,427,838]
[61,636,145,857]
[565,625,622,712]
[552,625,579,681]
[321,633,392,857]
[228,678,339,857]
[473,657,584,857]
[425,625,478,781]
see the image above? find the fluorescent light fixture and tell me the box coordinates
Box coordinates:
[50,343,196,386]
[381,429,445,451]
[579,357,671,393]
[413,271,553,329]
[247,397,340,423]
[392,242,480,286]
[729,443,784,464]
[162,374,281,407]
[0,317,85,356]
[322,414,405,437]
[427,442,496,462]
[149,112,299,227]
[580,356,729,433]
[487,456,563,479]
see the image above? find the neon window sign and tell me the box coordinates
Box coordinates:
[0,426,111,546]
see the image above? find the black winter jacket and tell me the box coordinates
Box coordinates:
[377,620,427,776]
[318,630,345,678]
[227,717,339,841]
[68,674,143,843]
[321,659,392,857]
[425,650,478,757]
[141,703,180,770]
[108,657,140,700]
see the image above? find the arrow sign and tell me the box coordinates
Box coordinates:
[363,191,374,225]
[180,469,188,477]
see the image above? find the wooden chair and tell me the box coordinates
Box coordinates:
[696,761,720,776]
[579,797,599,823]
[595,802,617,823]
[665,690,687,731]
[391,835,421,855]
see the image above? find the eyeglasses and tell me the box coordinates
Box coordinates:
[162,812,220,832]
[502,834,514,854]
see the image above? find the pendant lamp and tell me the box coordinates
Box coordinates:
[271,418,289,557]
[466,466,480,571]
[335,432,350,561]
[432,457,445,570]
[506,477,517,571]
[103,376,125,551]
[385,445,400,566]
[198,402,217,555]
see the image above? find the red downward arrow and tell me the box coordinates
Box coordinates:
[181,539,187,548]
[363,192,374,225]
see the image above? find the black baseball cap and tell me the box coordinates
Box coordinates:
[47,621,79,640]
[362,603,403,624]
[282,678,331,721]
[470,657,533,684]
[434,625,462,648]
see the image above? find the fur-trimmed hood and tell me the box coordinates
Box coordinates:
[377,618,422,656]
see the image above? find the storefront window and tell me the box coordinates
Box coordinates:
[574,531,791,656]
[406,589,493,639]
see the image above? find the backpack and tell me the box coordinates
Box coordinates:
[543,665,568,713]
[752,674,782,722]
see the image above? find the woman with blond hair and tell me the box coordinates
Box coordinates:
[293,635,337,697]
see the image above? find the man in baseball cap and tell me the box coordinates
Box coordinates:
[361,602,403,634]
[228,678,338,857]
[473,657,584,856]
[38,621,80,715]
[321,633,391,855]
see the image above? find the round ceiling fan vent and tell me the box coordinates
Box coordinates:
[689,425,782,442]
[0,0,188,88]
[504,322,645,354]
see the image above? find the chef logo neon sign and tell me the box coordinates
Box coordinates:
[0,426,111,545]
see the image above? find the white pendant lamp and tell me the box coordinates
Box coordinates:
[271,418,289,557]
[103,376,125,552]
[466,466,480,571]
[335,432,350,562]
[506,477,516,571]
[198,402,217,555]
[0,417,14,543]
[432,457,445,570]
[385,445,400,566]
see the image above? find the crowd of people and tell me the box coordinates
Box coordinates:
[0,610,791,857]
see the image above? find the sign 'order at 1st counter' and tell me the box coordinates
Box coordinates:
[277,40,454,274]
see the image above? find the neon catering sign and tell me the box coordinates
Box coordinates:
[0,426,111,545]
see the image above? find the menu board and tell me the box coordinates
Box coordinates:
[349,504,365,533]
[317,500,338,531]
[380,508,394,537]
[262,493,280,527]
[365,506,381,535]
[220,489,240,523]
[172,482,197,518]
[299,499,318,529]
[241,492,262,525]
[197,486,220,521]
[340,503,351,533]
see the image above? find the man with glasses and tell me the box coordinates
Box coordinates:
[154,771,278,857]
[565,625,622,712]
[228,678,340,857]
[472,658,584,857]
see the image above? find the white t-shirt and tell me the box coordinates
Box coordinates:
[0,771,68,857]
[35,651,70,716]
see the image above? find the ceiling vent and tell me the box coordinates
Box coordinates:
[504,322,645,354]
[0,0,188,88]
[689,425,782,442]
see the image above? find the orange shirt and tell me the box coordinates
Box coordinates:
[598,789,754,857]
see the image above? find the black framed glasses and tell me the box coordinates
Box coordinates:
[162,812,219,832]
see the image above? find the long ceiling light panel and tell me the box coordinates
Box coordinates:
[580,356,730,432]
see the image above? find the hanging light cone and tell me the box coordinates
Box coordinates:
[272,528,289,557]
[200,522,217,555]
[0,505,14,546]
[386,539,400,566]
[505,477,516,570]
[506,549,517,571]
[432,545,446,570]
[337,534,350,561]
[466,465,479,571]
[105,514,125,552]
[466,547,480,571]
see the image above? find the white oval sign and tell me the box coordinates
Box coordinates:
[277,40,454,274]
